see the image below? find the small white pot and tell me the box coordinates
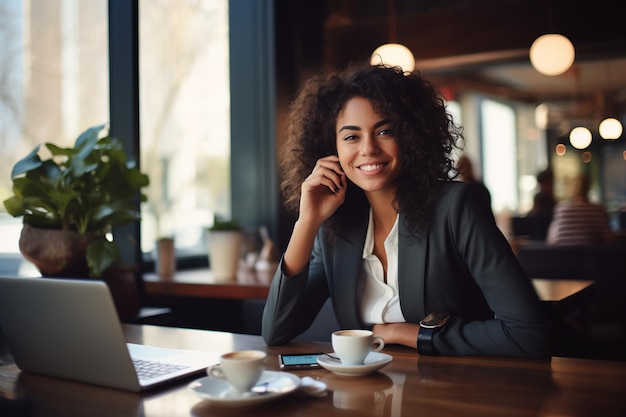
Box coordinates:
[206,230,242,282]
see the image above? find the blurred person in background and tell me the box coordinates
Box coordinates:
[546,173,614,246]
[529,168,556,218]
[456,154,491,208]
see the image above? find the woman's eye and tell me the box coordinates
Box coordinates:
[378,128,393,136]
[343,134,358,141]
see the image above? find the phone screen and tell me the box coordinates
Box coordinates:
[279,353,321,369]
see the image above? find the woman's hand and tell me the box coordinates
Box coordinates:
[282,156,346,276]
[298,155,346,227]
[372,323,419,349]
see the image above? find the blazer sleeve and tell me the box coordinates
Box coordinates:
[431,183,553,357]
[261,233,330,345]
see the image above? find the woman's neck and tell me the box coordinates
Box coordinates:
[367,190,398,237]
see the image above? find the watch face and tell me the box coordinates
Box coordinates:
[420,310,450,328]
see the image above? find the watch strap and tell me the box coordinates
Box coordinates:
[418,326,438,355]
[418,310,450,355]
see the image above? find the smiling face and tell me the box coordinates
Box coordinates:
[335,96,401,200]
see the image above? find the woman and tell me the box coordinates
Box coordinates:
[262,64,552,357]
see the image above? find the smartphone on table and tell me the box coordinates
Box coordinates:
[278,353,322,370]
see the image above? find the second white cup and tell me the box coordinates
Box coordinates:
[332,329,384,366]
[207,350,266,392]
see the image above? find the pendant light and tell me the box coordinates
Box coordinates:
[529,34,575,76]
[569,127,592,150]
[529,2,575,76]
[599,118,623,140]
[370,0,415,72]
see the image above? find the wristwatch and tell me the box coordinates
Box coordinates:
[418,310,450,355]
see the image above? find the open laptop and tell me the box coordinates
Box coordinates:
[0,276,219,392]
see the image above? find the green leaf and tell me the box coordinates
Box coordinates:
[11,145,42,178]
[46,143,75,158]
[10,177,28,198]
[74,124,106,149]
[21,196,60,216]
[3,196,25,217]
[36,160,64,188]
[86,239,123,278]
[208,215,241,231]
[125,169,150,188]
[75,133,98,161]
[69,158,98,178]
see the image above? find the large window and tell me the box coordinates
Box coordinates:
[0,0,276,276]
[482,99,518,215]
[138,0,230,258]
[0,0,108,274]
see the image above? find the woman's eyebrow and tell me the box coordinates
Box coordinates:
[338,118,390,133]
[374,118,391,129]
[338,124,360,133]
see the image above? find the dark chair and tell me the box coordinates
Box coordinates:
[511,215,552,241]
[516,242,586,279]
[516,242,626,360]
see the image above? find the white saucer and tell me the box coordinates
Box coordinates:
[189,370,300,407]
[316,352,393,376]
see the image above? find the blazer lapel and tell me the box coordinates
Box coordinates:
[398,215,428,321]
[332,217,368,328]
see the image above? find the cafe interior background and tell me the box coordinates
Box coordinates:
[0,0,625,341]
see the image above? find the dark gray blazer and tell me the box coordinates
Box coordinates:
[262,182,553,357]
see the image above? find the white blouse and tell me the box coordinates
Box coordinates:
[358,209,407,325]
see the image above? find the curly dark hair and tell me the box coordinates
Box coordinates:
[279,63,463,238]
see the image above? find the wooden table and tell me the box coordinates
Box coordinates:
[143,268,594,308]
[1,324,625,417]
[143,268,273,300]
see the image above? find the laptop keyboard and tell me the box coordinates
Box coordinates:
[133,358,190,380]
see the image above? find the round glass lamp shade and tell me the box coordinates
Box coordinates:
[529,34,575,76]
[371,43,415,72]
[569,126,592,149]
[599,117,623,139]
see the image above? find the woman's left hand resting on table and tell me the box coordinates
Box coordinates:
[372,323,419,349]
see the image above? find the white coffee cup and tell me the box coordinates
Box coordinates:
[331,329,385,366]
[207,350,266,392]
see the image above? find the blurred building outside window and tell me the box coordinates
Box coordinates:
[0,0,108,275]
[139,0,230,260]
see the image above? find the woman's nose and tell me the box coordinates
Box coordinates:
[359,135,380,155]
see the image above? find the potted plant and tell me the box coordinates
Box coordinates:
[205,215,242,282]
[2,124,149,315]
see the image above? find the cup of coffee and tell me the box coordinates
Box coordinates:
[207,350,266,392]
[331,329,384,366]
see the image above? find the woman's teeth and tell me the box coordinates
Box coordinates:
[359,164,384,172]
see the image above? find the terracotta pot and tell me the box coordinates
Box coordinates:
[18,224,96,277]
